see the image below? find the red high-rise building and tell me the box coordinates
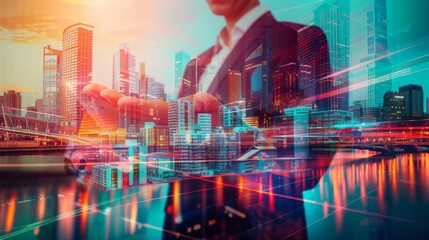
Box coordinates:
[60,23,93,134]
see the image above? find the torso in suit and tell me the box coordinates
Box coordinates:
[167,11,334,240]
[179,11,332,128]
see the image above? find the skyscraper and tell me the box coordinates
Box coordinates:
[399,84,424,119]
[148,81,166,101]
[60,23,93,134]
[272,62,299,114]
[314,0,350,111]
[242,43,278,128]
[168,99,194,136]
[426,97,429,114]
[180,57,205,98]
[2,90,21,115]
[139,122,169,153]
[42,45,62,117]
[226,69,242,103]
[219,101,246,128]
[139,74,165,100]
[175,51,191,99]
[169,99,210,175]
[113,43,138,97]
[139,74,154,99]
[380,91,404,121]
[35,98,43,119]
[196,113,212,134]
[358,0,390,119]
[297,24,333,111]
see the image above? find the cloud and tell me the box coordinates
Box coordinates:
[0,0,96,43]
[0,16,63,43]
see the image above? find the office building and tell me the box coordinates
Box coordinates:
[172,132,210,175]
[272,62,300,114]
[207,132,237,173]
[92,164,123,191]
[297,24,333,111]
[139,74,165,100]
[426,97,429,114]
[243,43,273,128]
[146,152,175,181]
[139,74,154,99]
[219,101,246,128]
[112,43,138,97]
[380,91,404,121]
[148,81,166,101]
[35,99,43,119]
[399,84,424,119]
[180,57,205,97]
[314,0,350,111]
[352,0,390,119]
[168,99,194,137]
[139,122,170,153]
[226,69,242,103]
[132,158,147,185]
[175,51,191,99]
[196,113,212,134]
[42,45,62,117]
[60,23,93,134]
[2,90,21,116]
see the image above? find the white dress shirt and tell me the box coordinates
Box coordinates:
[198,5,269,93]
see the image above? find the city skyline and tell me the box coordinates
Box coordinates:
[2,1,429,111]
[2,2,429,238]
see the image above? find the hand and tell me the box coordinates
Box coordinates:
[81,83,168,131]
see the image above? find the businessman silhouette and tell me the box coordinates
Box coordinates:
[81,0,333,239]
[167,0,334,239]
[178,0,332,130]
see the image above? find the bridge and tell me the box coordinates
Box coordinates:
[0,126,93,145]
[338,141,429,155]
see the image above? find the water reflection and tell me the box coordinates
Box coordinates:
[0,151,429,239]
[304,152,429,239]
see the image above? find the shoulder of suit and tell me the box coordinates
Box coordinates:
[279,21,323,34]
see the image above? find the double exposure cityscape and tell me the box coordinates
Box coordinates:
[1,0,429,239]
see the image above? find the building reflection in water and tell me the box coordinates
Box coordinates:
[0,151,429,239]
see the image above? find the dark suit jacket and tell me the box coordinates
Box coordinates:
[178,12,332,116]
[169,13,334,239]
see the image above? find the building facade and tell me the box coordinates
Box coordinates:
[112,43,138,97]
[2,90,22,116]
[60,23,93,134]
[42,45,62,118]
[399,84,424,119]
[175,51,191,99]
[353,0,390,120]
[381,91,404,121]
[314,0,350,111]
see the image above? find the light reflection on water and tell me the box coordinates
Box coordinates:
[0,150,428,239]
[304,152,429,239]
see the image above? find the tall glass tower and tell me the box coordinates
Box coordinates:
[60,23,93,134]
[314,0,350,111]
[42,45,62,118]
[174,50,191,99]
[356,0,390,120]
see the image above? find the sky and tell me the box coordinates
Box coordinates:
[1,0,429,110]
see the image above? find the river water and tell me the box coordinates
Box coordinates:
[0,150,428,239]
